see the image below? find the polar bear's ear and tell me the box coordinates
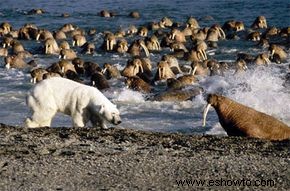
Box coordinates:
[99,104,105,114]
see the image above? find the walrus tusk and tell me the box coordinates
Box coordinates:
[265,57,271,64]
[133,65,138,76]
[72,40,76,47]
[140,42,150,57]
[191,66,197,75]
[139,64,144,73]
[198,50,207,61]
[219,28,226,39]
[270,49,275,59]
[110,40,115,51]
[170,33,176,40]
[101,68,107,74]
[106,39,113,51]
[202,50,207,60]
[156,41,161,50]
[36,33,40,41]
[45,46,48,54]
[202,103,211,127]
[197,52,202,61]
[30,77,37,84]
[158,68,162,79]
[5,63,10,69]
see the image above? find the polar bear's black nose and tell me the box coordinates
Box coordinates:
[116,120,122,125]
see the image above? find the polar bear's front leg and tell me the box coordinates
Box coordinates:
[72,112,86,128]
[90,115,108,129]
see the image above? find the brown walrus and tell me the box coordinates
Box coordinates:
[125,76,152,93]
[203,94,290,141]
[151,87,203,102]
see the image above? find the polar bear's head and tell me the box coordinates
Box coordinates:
[99,104,121,125]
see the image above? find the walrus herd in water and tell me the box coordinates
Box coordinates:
[0,9,289,140]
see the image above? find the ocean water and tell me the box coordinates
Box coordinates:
[0,0,289,135]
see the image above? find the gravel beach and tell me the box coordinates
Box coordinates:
[0,123,289,190]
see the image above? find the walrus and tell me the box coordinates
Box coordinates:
[43,37,59,55]
[254,53,271,65]
[102,63,121,79]
[99,10,115,17]
[18,24,38,40]
[138,26,148,37]
[159,17,173,28]
[59,49,77,60]
[121,58,144,78]
[83,61,102,77]
[58,60,77,75]
[72,57,85,75]
[247,31,261,41]
[153,61,176,82]
[91,71,110,90]
[186,17,200,29]
[10,40,25,54]
[161,54,182,74]
[0,22,12,35]
[116,39,128,53]
[59,23,75,33]
[54,30,67,40]
[202,94,290,141]
[166,75,197,90]
[234,59,248,74]
[72,34,86,47]
[128,39,150,57]
[251,16,267,29]
[81,42,95,54]
[27,8,45,15]
[127,25,138,35]
[4,55,34,69]
[169,28,186,43]
[190,61,210,76]
[129,11,140,19]
[146,35,161,51]
[125,76,152,93]
[191,28,208,42]
[30,68,48,83]
[101,32,116,51]
[222,20,245,32]
[206,24,226,43]
[151,87,203,102]
[268,44,287,64]
[186,49,206,62]
[37,29,54,41]
[59,41,70,50]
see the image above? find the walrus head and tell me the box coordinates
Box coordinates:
[202,94,222,127]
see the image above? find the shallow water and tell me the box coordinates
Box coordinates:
[0,0,289,134]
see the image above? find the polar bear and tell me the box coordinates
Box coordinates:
[25,77,121,128]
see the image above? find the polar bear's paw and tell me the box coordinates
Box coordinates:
[25,118,40,128]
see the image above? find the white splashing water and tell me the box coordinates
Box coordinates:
[225,65,290,124]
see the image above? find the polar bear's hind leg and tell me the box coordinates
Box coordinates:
[25,108,56,128]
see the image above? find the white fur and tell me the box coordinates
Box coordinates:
[25,77,121,128]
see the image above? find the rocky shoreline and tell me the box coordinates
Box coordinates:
[0,123,289,190]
